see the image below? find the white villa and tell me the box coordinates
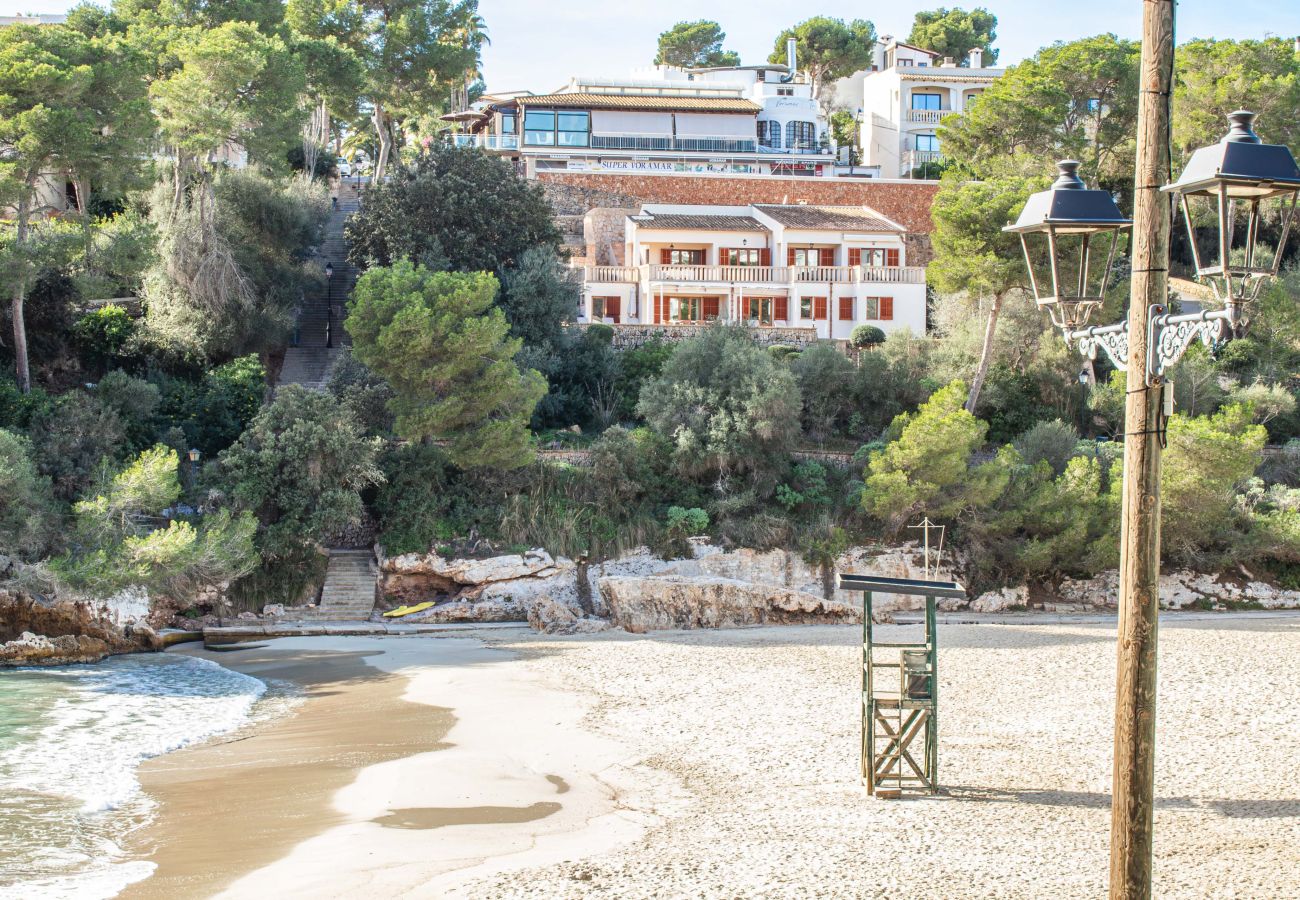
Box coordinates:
[446,42,839,178]
[838,37,1004,178]
[579,203,926,343]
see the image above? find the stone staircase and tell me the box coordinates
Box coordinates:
[314,549,378,621]
[277,179,362,392]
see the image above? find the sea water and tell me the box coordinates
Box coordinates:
[0,653,266,899]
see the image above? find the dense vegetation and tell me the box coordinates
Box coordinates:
[0,2,1297,617]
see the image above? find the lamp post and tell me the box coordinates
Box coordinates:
[187,448,201,491]
[324,261,335,349]
[1006,13,1300,892]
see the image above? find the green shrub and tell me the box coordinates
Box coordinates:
[73,305,136,369]
[1013,420,1080,475]
[95,371,162,453]
[0,429,61,560]
[374,442,459,555]
[791,343,855,440]
[637,324,801,488]
[219,386,382,561]
[155,355,266,456]
[53,445,257,601]
[850,325,886,348]
[28,392,128,502]
[666,506,709,535]
[614,337,674,422]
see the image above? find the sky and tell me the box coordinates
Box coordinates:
[16,0,1300,94]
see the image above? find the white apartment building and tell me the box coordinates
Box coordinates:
[579,203,926,342]
[447,43,838,178]
[848,37,1004,178]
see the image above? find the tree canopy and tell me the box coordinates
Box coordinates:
[767,17,875,96]
[907,7,998,65]
[655,21,740,68]
[345,146,561,275]
[939,34,1140,191]
[346,261,546,469]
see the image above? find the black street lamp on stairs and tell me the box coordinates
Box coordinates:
[325,261,334,349]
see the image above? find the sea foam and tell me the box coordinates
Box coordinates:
[0,653,266,899]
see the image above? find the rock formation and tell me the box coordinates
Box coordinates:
[1,589,160,666]
[600,575,859,630]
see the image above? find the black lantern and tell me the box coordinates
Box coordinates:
[1004,161,1132,333]
[1163,110,1300,322]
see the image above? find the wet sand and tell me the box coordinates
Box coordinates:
[122,645,453,899]
[121,634,654,899]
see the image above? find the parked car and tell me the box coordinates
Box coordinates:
[337,160,352,177]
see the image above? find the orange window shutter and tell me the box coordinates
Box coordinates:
[815,297,828,319]
[881,297,894,320]
[660,248,672,264]
[820,247,835,266]
[774,296,788,320]
[654,295,662,323]
[703,297,720,319]
[886,248,900,267]
[607,296,620,322]
[760,247,771,266]
[848,248,861,267]
[787,247,796,265]
[838,297,853,320]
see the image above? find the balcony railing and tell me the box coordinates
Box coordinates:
[449,133,518,150]
[907,109,947,124]
[586,265,641,282]
[583,264,925,285]
[590,133,757,153]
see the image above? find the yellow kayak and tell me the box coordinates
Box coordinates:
[383,601,435,618]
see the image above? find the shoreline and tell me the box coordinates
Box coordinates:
[121,633,659,899]
[121,642,454,899]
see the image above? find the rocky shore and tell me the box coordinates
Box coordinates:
[0,588,160,666]
[375,541,1300,634]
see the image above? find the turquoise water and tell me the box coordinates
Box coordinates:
[0,654,265,899]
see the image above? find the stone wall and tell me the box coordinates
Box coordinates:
[583,207,638,266]
[538,172,943,235]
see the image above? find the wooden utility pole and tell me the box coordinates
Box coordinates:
[1111,0,1175,896]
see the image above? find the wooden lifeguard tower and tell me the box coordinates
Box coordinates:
[838,572,966,797]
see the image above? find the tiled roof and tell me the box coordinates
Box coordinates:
[754,205,904,232]
[520,93,761,113]
[630,213,768,231]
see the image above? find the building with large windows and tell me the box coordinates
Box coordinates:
[847,37,1004,178]
[578,203,926,343]
[446,48,840,178]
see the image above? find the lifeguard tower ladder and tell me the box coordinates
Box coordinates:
[838,573,966,797]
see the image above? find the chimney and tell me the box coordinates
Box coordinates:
[1294,36,1300,53]
[968,47,983,68]
[787,37,797,74]
[941,56,955,68]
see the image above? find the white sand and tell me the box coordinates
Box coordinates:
[214,618,1300,898]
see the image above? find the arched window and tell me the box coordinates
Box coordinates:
[786,121,816,151]
[757,120,781,149]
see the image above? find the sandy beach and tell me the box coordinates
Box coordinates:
[122,616,1300,899]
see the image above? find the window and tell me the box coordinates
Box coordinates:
[898,58,913,67]
[745,297,773,325]
[1086,97,1102,114]
[788,248,818,267]
[863,297,894,320]
[557,111,590,147]
[592,296,620,323]
[850,248,901,268]
[662,248,705,265]
[671,297,702,322]
[911,92,942,111]
[777,88,794,96]
[500,113,517,134]
[800,296,827,320]
[722,248,762,266]
[915,133,940,152]
[757,120,781,148]
[838,297,854,320]
[523,109,588,146]
[786,120,816,149]
[524,109,555,145]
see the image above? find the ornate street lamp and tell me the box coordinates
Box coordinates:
[1005,160,1131,337]
[1009,112,1300,384]
[1162,110,1300,335]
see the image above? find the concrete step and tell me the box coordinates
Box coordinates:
[316,548,377,620]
